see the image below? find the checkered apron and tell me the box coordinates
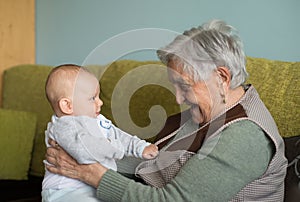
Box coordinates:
[135,86,287,201]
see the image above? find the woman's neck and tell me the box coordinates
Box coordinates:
[226,86,245,109]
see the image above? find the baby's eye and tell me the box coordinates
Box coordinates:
[90,96,96,101]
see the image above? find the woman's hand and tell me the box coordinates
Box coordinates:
[46,139,108,188]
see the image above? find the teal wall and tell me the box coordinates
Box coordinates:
[36,0,300,66]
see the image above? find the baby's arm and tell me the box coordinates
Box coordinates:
[109,124,158,159]
[142,144,159,159]
[99,114,159,159]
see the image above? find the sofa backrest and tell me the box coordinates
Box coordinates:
[245,57,299,138]
[96,60,185,140]
[1,57,299,177]
[99,58,300,138]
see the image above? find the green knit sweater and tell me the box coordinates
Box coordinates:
[97,120,274,202]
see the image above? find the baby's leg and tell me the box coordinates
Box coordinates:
[42,186,101,202]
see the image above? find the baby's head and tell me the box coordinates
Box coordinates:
[45,64,103,118]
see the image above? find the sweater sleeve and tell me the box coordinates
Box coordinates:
[52,116,124,164]
[98,114,150,158]
[96,120,275,202]
[109,123,150,159]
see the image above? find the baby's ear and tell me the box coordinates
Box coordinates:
[58,98,73,115]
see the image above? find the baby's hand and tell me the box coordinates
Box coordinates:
[142,144,159,159]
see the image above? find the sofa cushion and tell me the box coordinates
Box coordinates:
[246,57,300,138]
[0,109,37,180]
[284,135,300,201]
[2,65,53,177]
[98,60,186,141]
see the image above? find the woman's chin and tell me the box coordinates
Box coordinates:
[190,112,203,124]
[190,110,209,125]
[190,107,202,124]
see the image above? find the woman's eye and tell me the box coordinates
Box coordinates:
[179,84,191,91]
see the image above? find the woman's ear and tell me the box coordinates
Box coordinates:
[216,67,231,87]
[216,67,231,104]
[58,98,73,115]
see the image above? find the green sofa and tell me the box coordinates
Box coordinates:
[0,57,299,201]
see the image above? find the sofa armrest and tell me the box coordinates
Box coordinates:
[284,135,300,202]
[0,175,43,201]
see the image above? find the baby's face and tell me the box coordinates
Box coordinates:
[72,71,103,118]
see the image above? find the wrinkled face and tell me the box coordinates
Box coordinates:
[167,60,222,124]
[72,71,103,118]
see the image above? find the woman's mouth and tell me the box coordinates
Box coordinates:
[190,105,200,116]
[190,105,205,124]
[190,104,199,111]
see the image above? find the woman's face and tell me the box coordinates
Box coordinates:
[167,60,222,124]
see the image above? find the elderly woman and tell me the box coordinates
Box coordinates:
[46,19,287,201]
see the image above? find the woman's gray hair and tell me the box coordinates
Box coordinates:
[157,19,248,89]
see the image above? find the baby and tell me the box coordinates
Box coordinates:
[42,64,158,202]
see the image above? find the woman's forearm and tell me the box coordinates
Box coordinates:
[80,163,108,188]
[96,121,272,202]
